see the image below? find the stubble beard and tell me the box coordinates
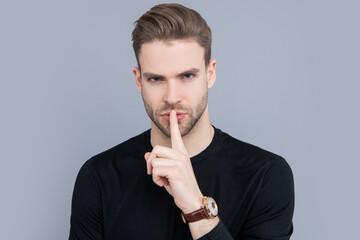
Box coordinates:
[142,92,208,138]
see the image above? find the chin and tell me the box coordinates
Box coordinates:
[178,125,193,137]
[157,122,189,138]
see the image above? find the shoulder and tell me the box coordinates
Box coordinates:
[82,129,150,173]
[215,128,292,173]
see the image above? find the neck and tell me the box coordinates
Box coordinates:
[150,106,214,157]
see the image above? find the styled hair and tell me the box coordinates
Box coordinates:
[132,3,212,68]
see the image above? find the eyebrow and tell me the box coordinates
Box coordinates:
[142,68,200,79]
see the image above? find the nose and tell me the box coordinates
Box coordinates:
[163,80,181,104]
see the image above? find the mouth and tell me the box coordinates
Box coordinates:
[160,112,186,122]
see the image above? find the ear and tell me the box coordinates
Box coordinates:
[133,66,142,93]
[206,59,216,89]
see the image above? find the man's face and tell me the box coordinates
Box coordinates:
[134,39,215,137]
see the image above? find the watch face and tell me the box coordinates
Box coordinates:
[207,198,218,216]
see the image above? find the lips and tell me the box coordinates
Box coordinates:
[161,112,186,122]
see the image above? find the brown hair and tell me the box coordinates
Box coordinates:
[132,3,212,68]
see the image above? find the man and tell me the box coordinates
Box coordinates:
[69,3,294,240]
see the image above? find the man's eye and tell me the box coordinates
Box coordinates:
[183,74,194,79]
[149,77,162,82]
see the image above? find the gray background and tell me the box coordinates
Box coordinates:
[1,0,359,239]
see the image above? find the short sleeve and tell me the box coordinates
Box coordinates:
[69,159,104,240]
[242,158,295,240]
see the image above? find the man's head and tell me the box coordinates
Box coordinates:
[132,4,216,138]
[132,3,212,69]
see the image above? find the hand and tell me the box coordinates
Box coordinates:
[145,110,203,213]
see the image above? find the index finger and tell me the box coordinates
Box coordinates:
[170,110,187,153]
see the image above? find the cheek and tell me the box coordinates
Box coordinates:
[142,87,162,106]
[185,82,207,101]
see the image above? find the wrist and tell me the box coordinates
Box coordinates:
[181,196,218,224]
[181,195,204,214]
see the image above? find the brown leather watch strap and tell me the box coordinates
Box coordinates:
[181,207,209,223]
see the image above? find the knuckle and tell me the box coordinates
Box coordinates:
[146,155,152,164]
[152,167,159,176]
[152,174,159,183]
[151,146,157,154]
[151,158,160,167]
[153,145,162,152]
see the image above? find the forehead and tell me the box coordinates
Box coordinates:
[138,39,205,75]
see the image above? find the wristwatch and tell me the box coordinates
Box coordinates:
[181,196,218,223]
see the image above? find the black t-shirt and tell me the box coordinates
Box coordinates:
[69,127,294,239]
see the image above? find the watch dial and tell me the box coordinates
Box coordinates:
[207,198,218,216]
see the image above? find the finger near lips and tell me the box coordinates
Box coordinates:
[144,110,188,184]
[170,110,187,153]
